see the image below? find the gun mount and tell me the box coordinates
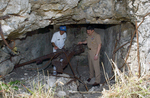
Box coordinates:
[14,44,85,73]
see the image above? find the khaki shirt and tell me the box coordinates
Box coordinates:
[86,31,101,51]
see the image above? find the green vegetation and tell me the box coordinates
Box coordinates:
[0,79,56,98]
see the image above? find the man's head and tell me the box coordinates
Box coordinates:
[86,26,94,36]
[59,26,66,35]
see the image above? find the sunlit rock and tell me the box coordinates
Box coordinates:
[0,50,14,76]
[57,91,66,97]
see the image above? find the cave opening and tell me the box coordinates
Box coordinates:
[1,22,135,91]
[12,24,123,83]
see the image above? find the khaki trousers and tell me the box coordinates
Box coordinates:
[88,50,100,83]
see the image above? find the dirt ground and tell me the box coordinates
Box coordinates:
[2,59,111,98]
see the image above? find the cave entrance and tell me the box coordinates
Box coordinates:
[4,22,134,89]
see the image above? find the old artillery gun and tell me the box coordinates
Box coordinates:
[15,44,89,91]
[14,44,85,73]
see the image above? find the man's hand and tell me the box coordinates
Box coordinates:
[52,42,59,50]
[94,55,98,60]
[78,42,83,44]
[54,46,58,50]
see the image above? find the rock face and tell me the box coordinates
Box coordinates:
[0,28,53,76]
[127,0,150,75]
[0,0,149,76]
[0,50,14,75]
[0,0,130,39]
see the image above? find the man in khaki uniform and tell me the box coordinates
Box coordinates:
[78,26,102,86]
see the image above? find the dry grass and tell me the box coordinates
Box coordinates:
[101,60,150,98]
[0,71,58,98]
[0,80,56,98]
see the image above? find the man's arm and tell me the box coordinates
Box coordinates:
[78,40,87,44]
[94,44,101,60]
[51,32,59,50]
[51,42,58,49]
[63,33,67,48]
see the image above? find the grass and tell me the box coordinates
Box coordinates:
[0,80,57,98]
[101,75,150,98]
[101,60,150,98]
[0,73,57,98]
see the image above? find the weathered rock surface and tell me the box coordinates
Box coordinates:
[127,0,150,75]
[0,0,132,39]
[0,28,53,76]
[0,49,14,75]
